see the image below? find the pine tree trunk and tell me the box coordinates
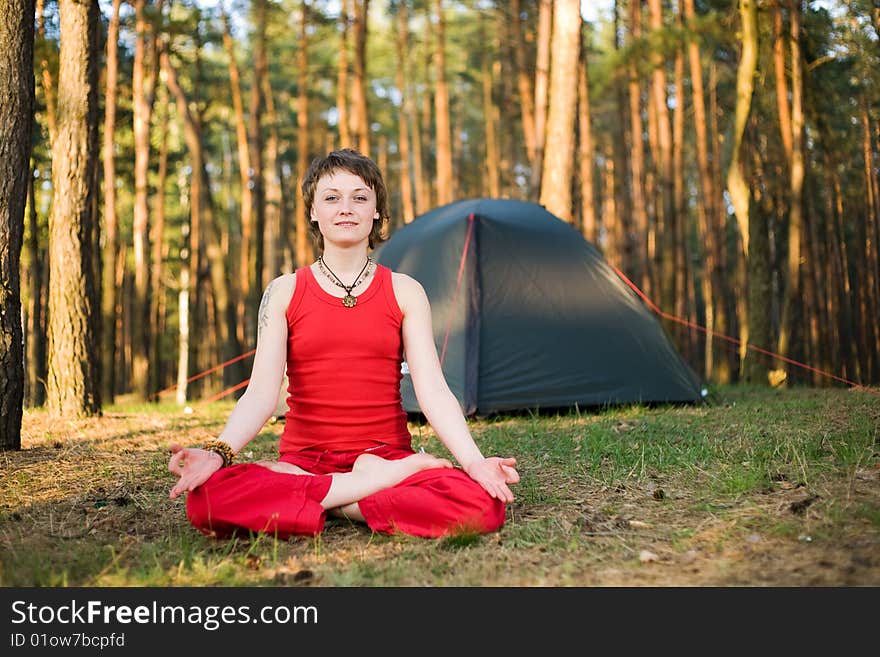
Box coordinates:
[221,11,252,351]
[26,166,46,408]
[648,0,676,315]
[47,0,102,417]
[509,0,537,172]
[778,0,805,372]
[0,0,35,448]
[481,16,500,199]
[150,89,169,396]
[262,50,283,279]
[530,0,552,198]
[628,0,648,290]
[247,0,267,346]
[101,0,121,403]
[351,0,370,155]
[395,2,415,223]
[295,1,312,267]
[727,0,759,378]
[337,0,351,148]
[131,0,157,400]
[539,0,580,224]
[35,0,56,143]
[433,0,453,206]
[578,23,596,242]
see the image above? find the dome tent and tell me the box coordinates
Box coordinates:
[373,198,703,415]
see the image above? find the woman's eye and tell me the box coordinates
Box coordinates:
[324,195,338,201]
[355,195,368,201]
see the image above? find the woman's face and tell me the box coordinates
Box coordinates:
[311,170,378,248]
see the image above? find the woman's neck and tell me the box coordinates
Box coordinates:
[318,246,371,279]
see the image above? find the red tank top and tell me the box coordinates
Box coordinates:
[278,263,412,454]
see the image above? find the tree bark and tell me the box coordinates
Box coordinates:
[395,1,415,223]
[778,0,805,370]
[539,0,580,224]
[221,10,252,350]
[351,0,370,155]
[481,14,500,199]
[0,0,35,448]
[726,0,758,377]
[648,0,676,315]
[530,0,552,198]
[433,0,453,206]
[628,0,649,290]
[578,22,596,242]
[262,39,284,281]
[337,0,351,148]
[47,0,101,417]
[26,165,46,408]
[101,0,121,403]
[295,0,312,267]
[509,0,537,172]
[131,0,160,400]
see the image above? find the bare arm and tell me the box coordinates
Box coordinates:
[395,274,519,501]
[169,274,294,498]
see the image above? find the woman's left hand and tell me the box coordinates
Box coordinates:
[465,457,520,503]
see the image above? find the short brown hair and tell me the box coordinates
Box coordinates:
[301,148,389,252]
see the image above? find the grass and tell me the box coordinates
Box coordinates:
[1,384,878,586]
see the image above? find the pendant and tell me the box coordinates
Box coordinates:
[342,294,357,308]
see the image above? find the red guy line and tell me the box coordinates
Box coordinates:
[607,262,873,390]
[439,213,476,366]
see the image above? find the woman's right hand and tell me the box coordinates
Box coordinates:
[168,443,223,499]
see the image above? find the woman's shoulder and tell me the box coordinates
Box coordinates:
[265,272,298,312]
[389,270,429,314]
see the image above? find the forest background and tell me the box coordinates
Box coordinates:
[0,0,879,451]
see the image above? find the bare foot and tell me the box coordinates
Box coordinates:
[352,452,452,488]
[255,460,313,476]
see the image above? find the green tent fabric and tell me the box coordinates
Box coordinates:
[373,198,704,415]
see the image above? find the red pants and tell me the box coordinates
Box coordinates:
[185,445,506,539]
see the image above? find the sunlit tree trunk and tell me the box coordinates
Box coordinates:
[221,10,251,349]
[101,0,121,403]
[628,0,649,291]
[395,1,415,223]
[0,0,35,448]
[337,0,351,148]
[578,22,596,242]
[510,0,537,172]
[530,0,552,198]
[434,0,453,206]
[150,86,169,396]
[539,0,580,224]
[861,103,880,380]
[481,13,500,199]
[262,43,284,279]
[296,0,312,267]
[778,0,805,372]
[411,56,429,215]
[47,0,101,417]
[673,0,691,362]
[35,0,56,142]
[648,0,675,316]
[351,0,370,155]
[247,0,267,344]
[25,167,46,408]
[131,0,159,400]
[685,0,720,380]
[726,0,759,378]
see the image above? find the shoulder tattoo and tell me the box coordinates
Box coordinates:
[258,279,276,333]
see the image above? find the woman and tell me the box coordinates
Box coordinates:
[168,149,520,539]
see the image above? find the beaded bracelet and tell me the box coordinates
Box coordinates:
[203,439,236,468]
